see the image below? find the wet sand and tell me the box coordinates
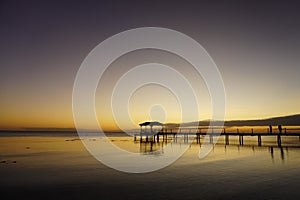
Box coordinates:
[1,135,300,200]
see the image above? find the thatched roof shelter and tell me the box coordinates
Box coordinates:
[139,121,164,127]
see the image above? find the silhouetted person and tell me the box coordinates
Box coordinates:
[269,125,272,134]
[278,125,282,135]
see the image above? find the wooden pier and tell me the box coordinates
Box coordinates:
[134,123,300,147]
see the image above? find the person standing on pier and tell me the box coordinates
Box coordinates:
[278,125,282,134]
[269,125,272,134]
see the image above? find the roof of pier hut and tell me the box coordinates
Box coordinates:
[139,121,164,127]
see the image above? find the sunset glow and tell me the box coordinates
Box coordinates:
[1,1,300,131]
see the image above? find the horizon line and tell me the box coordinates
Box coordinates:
[1,113,299,132]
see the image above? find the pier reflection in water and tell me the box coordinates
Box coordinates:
[137,135,299,162]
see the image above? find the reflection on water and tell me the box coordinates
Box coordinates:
[1,134,300,199]
[137,135,300,163]
[270,146,287,161]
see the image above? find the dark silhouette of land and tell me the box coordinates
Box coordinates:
[165,114,300,128]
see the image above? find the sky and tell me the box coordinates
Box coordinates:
[1,0,300,130]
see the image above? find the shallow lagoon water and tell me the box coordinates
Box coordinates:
[1,133,300,200]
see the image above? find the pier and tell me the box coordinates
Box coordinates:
[134,121,300,147]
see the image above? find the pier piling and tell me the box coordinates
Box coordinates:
[258,135,262,146]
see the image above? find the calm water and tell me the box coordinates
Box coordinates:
[1,131,300,200]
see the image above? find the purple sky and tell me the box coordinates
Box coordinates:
[1,0,300,129]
